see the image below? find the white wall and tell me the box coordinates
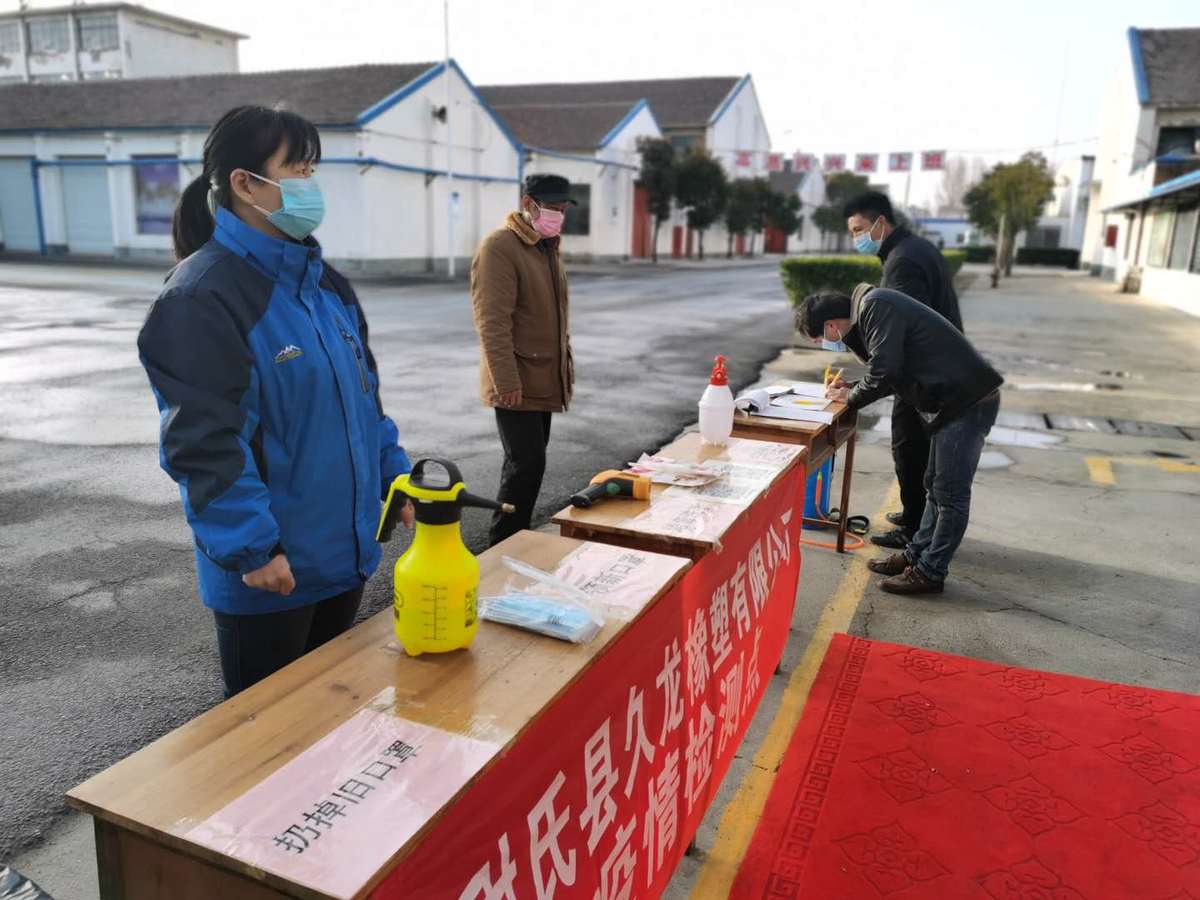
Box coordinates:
[120,11,239,78]
[1140,265,1200,319]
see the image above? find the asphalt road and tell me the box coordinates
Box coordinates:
[0,258,791,860]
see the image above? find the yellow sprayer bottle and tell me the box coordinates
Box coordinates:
[376,458,514,657]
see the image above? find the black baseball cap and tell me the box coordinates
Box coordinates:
[524,173,576,205]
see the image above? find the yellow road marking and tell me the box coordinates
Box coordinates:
[1086,455,1200,484]
[689,482,900,898]
[1085,457,1116,486]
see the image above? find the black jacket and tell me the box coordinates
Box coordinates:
[879,225,963,332]
[845,286,1002,431]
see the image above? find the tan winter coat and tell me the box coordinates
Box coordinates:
[470,211,574,413]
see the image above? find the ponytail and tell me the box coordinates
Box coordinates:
[170,105,322,262]
[172,174,215,261]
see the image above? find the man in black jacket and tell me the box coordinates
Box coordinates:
[844,191,962,550]
[797,285,1002,595]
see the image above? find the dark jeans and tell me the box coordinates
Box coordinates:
[905,393,1000,581]
[213,587,363,697]
[891,398,930,531]
[490,408,553,547]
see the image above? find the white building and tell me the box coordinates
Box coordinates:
[1029,155,1095,253]
[0,2,242,85]
[766,161,826,254]
[0,61,522,274]
[480,88,663,261]
[912,217,975,249]
[483,76,773,259]
[1082,27,1200,316]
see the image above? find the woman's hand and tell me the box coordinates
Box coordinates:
[243,555,296,595]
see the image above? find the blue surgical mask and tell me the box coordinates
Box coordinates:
[248,171,325,240]
[853,217,883,255]
[822,339,847,352]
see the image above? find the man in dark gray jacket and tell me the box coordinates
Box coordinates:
[797,284,1002,595]
[845,191,962,549]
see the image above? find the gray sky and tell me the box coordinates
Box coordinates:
[10,0,1200,205]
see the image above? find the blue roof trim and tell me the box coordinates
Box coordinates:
[708,74,750,126]
[1128,27,1150,105]
[449,58,523,154]
[598,98,652,148]
[355,62,445,126]
[1148,168,1200,199]
[524,145,639,172]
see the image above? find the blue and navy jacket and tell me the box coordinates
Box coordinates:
[139,208,412,614]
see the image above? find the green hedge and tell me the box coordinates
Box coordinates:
[963,244,996,263]
[942,250,966,277]
[1016,247,1080,269]
[780,251,968,305]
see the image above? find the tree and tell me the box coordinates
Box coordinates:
[813,171,869,252]
[746,177,774,256]
[965,151,1055,276]
[765,189,802,252]
[636,137,677,263]
[934,156,984,216]
[675,150,728,261]
[723,179,757,258]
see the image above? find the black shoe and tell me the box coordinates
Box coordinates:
[885,511,909,527]
[870,527,912,549]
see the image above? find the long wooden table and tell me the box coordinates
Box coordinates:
[551,431,807,561]
[731,400,859,552]
[67,531,691,900]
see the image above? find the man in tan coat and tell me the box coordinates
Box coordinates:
[470,174,575,547]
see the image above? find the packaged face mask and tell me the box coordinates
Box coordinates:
[479,593,602,643]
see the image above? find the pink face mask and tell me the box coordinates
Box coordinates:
[531,204,565,238]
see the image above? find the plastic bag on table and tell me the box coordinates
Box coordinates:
[478,556,604,644]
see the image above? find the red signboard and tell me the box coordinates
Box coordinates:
[822,154,846,172]
[793,153,815,172]
[855,154,879,174]
[922,150,946,171]
[735,150,753,168]
[888,152,912,172]
[378,465,806,899]
[766,153,783,173]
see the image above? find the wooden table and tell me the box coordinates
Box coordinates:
[731,401,859,552]
[551,431,807,561]
[67,531,690,900]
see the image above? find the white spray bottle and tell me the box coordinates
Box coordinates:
[698,355,735,445]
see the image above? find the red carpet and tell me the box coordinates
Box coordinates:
[733,634,1200,899]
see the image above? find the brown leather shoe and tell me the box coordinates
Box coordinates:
[867,553,909,576]
[881,566,945,595]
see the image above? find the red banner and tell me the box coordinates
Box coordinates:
[735,150,753,168]
[792,152,814,172]
[822,154,846,172]
[922,150,946,171]
[377,465,805,899]
[855,154,878,173]
[889,152,912,172]
[766,153,783,173]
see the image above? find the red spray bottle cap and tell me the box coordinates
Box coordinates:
[709,355,728,386]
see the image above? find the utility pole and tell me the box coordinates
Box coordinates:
[991,211,1006,288]
[444,0,455,279]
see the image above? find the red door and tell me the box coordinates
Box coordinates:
[735,233,746,255]
[631,185,652,258]
[672,226,684,259]
[764,226,787,254]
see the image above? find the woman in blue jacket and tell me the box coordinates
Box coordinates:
[139,106,413,696]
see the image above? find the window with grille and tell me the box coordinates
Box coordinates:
[28,17,70,53]
[1147,210,1173,268]
[563,184,591,236]
[78,13,119,52]
[0,22,20,53]
[1167,206,1197,271]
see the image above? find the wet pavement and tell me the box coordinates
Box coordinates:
[0,258,792,863]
